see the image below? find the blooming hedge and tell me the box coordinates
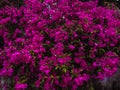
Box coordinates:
[0,0,120,90]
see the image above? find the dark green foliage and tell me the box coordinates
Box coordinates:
[0,0,24,8]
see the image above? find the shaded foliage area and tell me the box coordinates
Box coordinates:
[0,0,120,8]
[93,67,120,90]
[98,0,120,8]
[0,0,24,8]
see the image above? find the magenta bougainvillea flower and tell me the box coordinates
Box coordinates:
[0,0,120,90]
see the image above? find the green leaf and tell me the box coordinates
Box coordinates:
[55,66,59,70]
[62,67,67,73]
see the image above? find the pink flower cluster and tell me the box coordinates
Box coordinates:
[0,0,120,90]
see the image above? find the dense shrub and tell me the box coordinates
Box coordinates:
[0,0,120,90]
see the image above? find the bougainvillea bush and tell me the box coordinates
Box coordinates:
[0,0,120,90]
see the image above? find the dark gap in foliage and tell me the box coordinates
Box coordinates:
[6,23,18,35]
[12,63,23,76]
[0,0,24,8]
[0,36,4,49]
[68,15,79,21]
[116,0,120,9]
[111,41,120,55]
[12,0,24,8]
[96,48,106,57]
[93,18,101,25]
[98,0,105,6]
[47,22,57,29]
[43,32,55,57]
